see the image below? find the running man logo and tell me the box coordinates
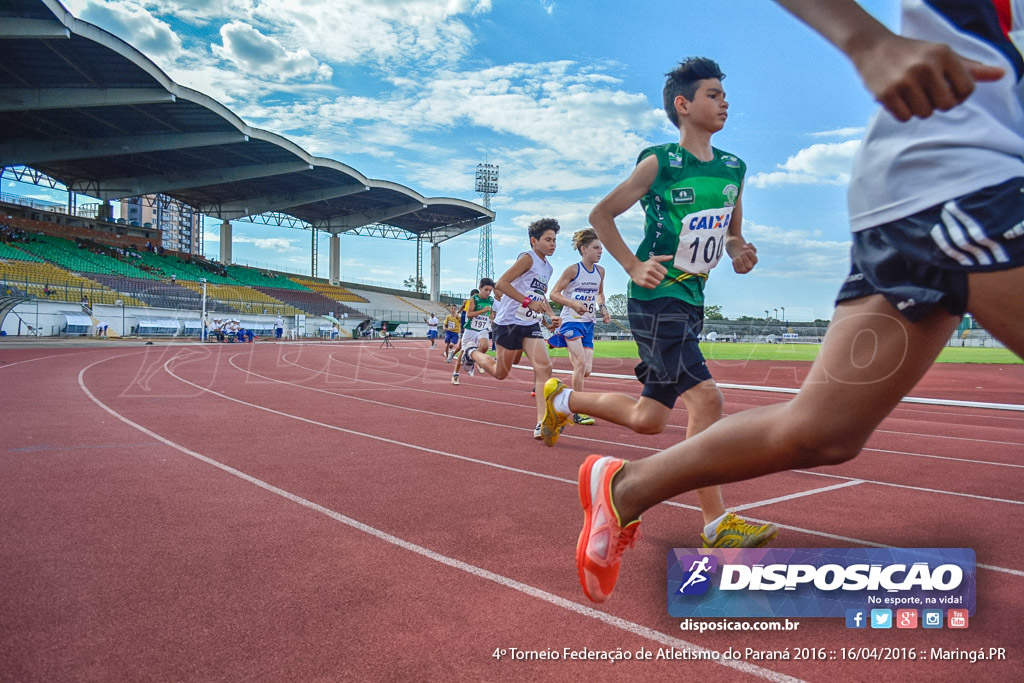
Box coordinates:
[667,548,976,619]
[677,554,718,595]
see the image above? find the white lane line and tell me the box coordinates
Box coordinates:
[0,348,100,370]
[239,352,1024,506]
[864,447,1024,470]
[730,481,866,511]
[76,355,802,683]
[293,344,1024,436]
[309,351,1024,459]
[526,365,1024,412]
[232,353,667,458]
[792,469,1024,506]
[210,349,1024,574]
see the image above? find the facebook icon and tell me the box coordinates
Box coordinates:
[846,609,867,629]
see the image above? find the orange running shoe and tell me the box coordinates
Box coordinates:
[576,455,640,603]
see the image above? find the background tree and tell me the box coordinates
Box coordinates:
[705,304,725,320]
[403,275,425,293]
[606,293,628,316]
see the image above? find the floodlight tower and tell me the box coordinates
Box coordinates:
[475,162,498,283]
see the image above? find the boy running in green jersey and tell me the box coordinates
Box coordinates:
[542,58,777,561]
[453,278,496,385]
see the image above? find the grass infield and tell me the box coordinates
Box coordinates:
[544,340,1020,364]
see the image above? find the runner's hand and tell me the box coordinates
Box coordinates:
[628,254,672,289]
[732,243,758,274]
[852,34,1004,121]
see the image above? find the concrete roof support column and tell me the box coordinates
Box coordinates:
[220,220,232,264]
[430,243,441,302]
[329,233,341,286]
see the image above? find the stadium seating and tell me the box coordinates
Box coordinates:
[252,286,366,317]
[0,261,144,306]
[289,275,369,303]
[175,280,304,316]
[15,234,159,280]
[227,265,310,291]
[0,242,44,262]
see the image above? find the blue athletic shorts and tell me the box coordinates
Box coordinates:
[427,329,438,339]
[837,177,1024,322]
[558,321,594,348]
[627,297,711,408]
[444,331,459,344]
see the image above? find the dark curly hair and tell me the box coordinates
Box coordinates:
[528,217,560,241]
[663,57,725,128]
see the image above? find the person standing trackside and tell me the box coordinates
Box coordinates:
[426,313,439,347]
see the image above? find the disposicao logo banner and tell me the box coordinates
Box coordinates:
[667,548,975,618]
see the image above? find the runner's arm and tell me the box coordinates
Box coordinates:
[774,0,1004,121]
[549,264,588,314]
[596,265,611,323]
[724,188,757,274]
[589,154,672,289]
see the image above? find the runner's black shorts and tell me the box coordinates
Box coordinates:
[627,296,712,409]
[493,322,543,351]
[837,176,1024,321]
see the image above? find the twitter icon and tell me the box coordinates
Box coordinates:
[870,609,893,629]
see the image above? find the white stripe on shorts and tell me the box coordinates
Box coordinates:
[940,205,991,265]
[931,217,975,266]
[944,201,1010,264]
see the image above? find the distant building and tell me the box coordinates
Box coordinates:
[121,194,200,254]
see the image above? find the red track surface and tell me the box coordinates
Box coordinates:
[2,340,1022,681]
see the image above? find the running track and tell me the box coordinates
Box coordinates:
[1,340,1022,681]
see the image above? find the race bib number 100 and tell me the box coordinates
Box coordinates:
[673,207,732,275]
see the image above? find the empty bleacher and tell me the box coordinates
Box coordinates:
[252,286,366,318]
[84,273,219,311]
[289,275,369,303]
[0,242,44,263]
[228,265,309,291]
[0,261,144,306]
[175,280,304,316]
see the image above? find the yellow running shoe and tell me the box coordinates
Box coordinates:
[541,378,572,446]
[701,513,778,548]
[573,413,596,426]
[577,455,640,603]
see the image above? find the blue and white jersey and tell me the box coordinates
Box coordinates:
[559,262,603,323]
[494,250,553,327]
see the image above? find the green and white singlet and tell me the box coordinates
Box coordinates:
[628,143,746,306]
[465,294,495,333]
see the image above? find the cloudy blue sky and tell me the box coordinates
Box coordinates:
[10,0,902,321]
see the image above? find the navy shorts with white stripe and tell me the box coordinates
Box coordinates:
[836,176,1024,321]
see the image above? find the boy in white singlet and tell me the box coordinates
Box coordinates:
[467,218,562,439]
[548,228,611,426]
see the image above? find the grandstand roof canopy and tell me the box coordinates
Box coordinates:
[0,0,494,243]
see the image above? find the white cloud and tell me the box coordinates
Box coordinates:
[809,126,864,138]
[748,140,860,188]
[212,21,332,81]
[741,220,850,280]
[217,0,493,69]
[233,236,301,252]
[76,0,182,62]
